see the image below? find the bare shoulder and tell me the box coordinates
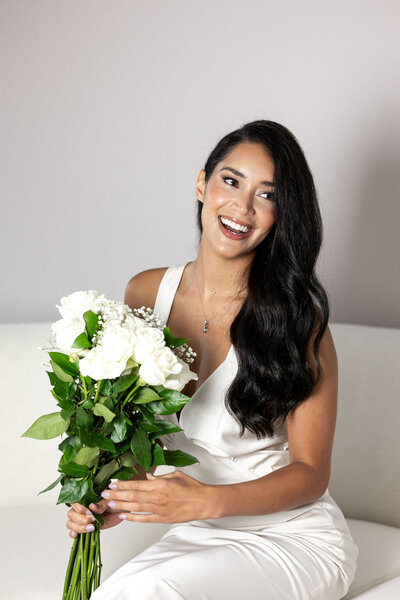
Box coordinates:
[124,266,168,311]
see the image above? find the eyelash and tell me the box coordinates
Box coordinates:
[222,177,274,200]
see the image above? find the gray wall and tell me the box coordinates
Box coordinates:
[1,0,399,327]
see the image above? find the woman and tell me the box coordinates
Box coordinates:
[66,119,359,599]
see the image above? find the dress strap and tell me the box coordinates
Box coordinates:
[153,263,187,326]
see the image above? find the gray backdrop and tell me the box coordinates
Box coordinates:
[1,0,399,327]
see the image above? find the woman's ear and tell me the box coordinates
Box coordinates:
[196,169,206,204]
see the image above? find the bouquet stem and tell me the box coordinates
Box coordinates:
[62,522,102,599]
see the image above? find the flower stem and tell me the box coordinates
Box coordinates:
[94,380,103,403]
[66,547,81,600]
[62,535,79,599]
[80,531,88,600]
[122,385,140,409]
[87,530,96,596]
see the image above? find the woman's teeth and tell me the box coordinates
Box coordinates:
[220,217,250,233]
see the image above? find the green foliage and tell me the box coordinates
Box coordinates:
[130,428,152,472]
[71,332,91,350]
[25,331,199,511]
[163,326,189,350]
[83,309,99,340]
[22,412,70,440]
[93,403,115,422]
[133,386,161,404]
[163,449,199,467]
[48,351,80,377]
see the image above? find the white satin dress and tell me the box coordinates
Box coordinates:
[91,263,359,600]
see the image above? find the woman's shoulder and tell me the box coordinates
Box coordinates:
[124,266,169,311]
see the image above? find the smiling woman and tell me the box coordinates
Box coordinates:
[68,119,359,600]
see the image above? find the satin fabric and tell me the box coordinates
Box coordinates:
[91,263,358,599]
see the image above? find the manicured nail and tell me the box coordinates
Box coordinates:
[118,513,127,519]
[86,510,92,515]
[85,524,95,532]
[71,531,77,538]
[108,501,116,508]
[108,483,117,489]
[101,490,110,498]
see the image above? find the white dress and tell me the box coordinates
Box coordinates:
[91,263,359,600]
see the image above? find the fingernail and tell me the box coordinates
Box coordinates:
[85,524,95,531]
[101,490,110,498]
[118,513,127,519]
[86,510,92,515]
[108,483,117,489]
[108,501,116,508]
[71,531,77,538]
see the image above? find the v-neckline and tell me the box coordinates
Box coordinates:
[164,261,234,426]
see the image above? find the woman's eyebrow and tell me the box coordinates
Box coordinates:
[218,166,275,187]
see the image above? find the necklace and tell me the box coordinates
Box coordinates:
[194,262,247,333]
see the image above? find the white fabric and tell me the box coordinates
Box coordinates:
[81,263,358,599]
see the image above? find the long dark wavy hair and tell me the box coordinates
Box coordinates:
[196,120,330,439]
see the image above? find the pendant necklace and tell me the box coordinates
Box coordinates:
[194,262,247,333]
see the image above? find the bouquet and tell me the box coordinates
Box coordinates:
[22,290,199,599]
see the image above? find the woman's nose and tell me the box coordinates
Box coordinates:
[233,192,255,214]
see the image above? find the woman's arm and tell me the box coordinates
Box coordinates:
[208,325,338,519]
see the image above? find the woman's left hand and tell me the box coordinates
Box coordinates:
[100,470,216,523]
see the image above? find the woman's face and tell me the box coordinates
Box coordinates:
[196,142,276,258]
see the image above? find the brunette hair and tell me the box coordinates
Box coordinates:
[196,120,329,438]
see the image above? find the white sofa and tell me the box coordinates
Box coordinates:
[1,321,399,599]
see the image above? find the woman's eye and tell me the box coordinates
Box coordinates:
[261,192,274,200]
[223,177,237,186]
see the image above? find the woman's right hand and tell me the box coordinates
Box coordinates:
[66,499,123,539]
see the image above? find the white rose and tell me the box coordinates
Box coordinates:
[138,345,180,386]
[51,290,103,354]
[56,290,101,321]
[79,325,135,380]
[51,318,87,355]
[165,359,198,392]
[131,321,166,364]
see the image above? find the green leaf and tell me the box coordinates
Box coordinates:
[120,451,137,468]
[145,388,192,415]
[140,422,162,433]
[78,430,116,454]
[101,380,113,396]
[132,386,161,404]
[73,446,99,467]
[145,399,187,416]
[60,443,75,464]
[113,372,139,394]
[38,474,63,495]
[130,429,152,472]
[163,326,188,350]
[58,435,78,452]
[60,400,76,420]
[110,414,131,443]
[163,449,199,467]
[22,412,70,440]
[50,360,74,383]
[71,331,91,350]
[59,462,90,477]
[151,442,166,466]
[48,351,80,377]
[81,399,94,409]
[76,406,94,430]
[93,459,120,487]
[57,478,90,505]
[93,403,116,423]
[149,420,183,438]
[83,310,99,340]
[112,466,138,480]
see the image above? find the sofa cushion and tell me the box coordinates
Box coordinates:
[343,518,400,598]
[3,507,400,599]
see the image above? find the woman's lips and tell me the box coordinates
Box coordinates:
[217,215,254,240]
